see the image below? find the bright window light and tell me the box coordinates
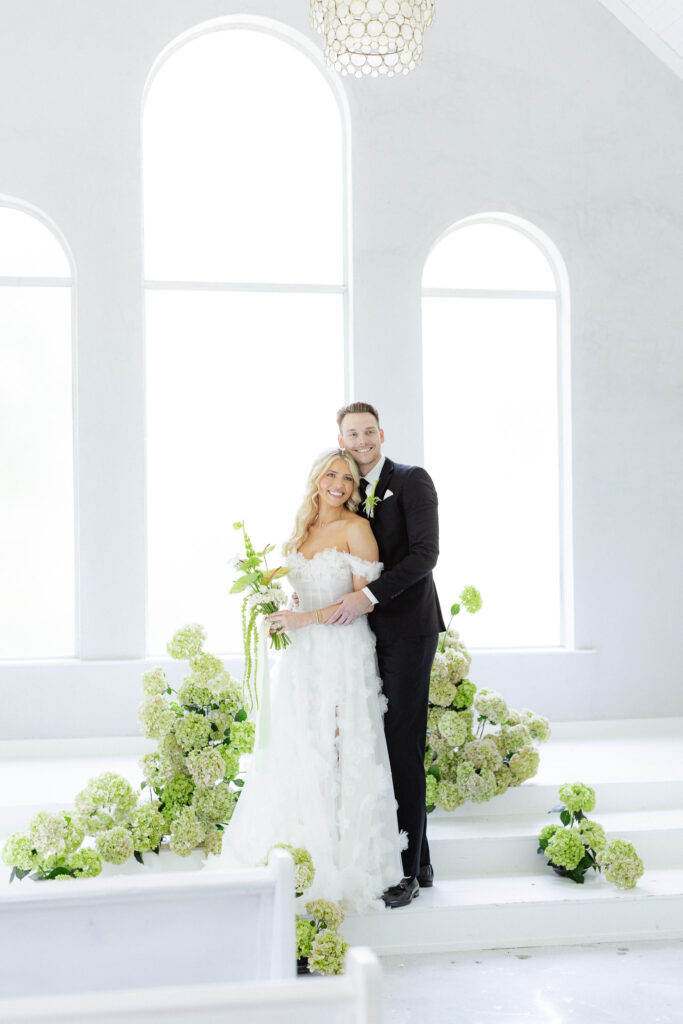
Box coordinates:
[423,222,563,648]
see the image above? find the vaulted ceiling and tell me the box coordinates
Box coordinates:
[597,0,683,79]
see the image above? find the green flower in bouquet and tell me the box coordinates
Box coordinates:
[2,833,36,872]
[69,848,103,878]
[546,828,585,871]
[598,839,644,889]
[189,652,225,683]
[538,824,561,848]
[308,928,349,976]
[169,806,206,857]
[305,899,345,931]
[269,843,315,894]
[187,747,226,788]
[203,829,223,857]
[500,723,532,755]
[129,806,166,852]
[138,694,175,740]
[436,779,463,812]
[473,689,509,726]
[219,746,241,780]
[522,709,552,743]
[558,782,596,814]
[96,826,134,865]
[438,710,469,748]
[456,761,497,803]
[166,623,207,661]
[453,680,476,709]
[138,751,176,788]
[76,773,138,831]
[429,677,457,708]
[425,773,438,807]
[192,784,236,825]
[509,746,540,785]
[462,737,503,772]
[141,667,168,697]
[230,719,256,756]
[174,711,212,752]
[162,772,195,809]
[177,676,214,709]
[296,916,317,958]
[459,586,483,614]
[578,818,607,853]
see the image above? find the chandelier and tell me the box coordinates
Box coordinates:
[311,1,436,78]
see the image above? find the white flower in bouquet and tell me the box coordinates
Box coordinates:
[203,829,223,856]
[177,676,214,708]
[456,761,497,803]
[500,723,532,754]
[138,693,175,740]
[473,688,509,725]
[2,833,36,872]
[166,623,207,661]
[597,838,644,889]
[69,848,103,878]
[188,651,224,682]
[187,747,226,788]
[75,773,138,828]
[96,826,134,865]
[308,929,349,976]
[435,779,463,812]
[230,719,256,756]
[509,745,540,785]
[141,667,168,697]
[437,710,469,748]
[169,806,206,857]
[462,737,503,772]
[192,784,236,825]
[174,711,212,751]
[129,806,165,852]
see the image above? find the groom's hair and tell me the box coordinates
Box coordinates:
[336,401,380,431]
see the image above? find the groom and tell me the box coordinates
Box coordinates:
[329,402,445,908]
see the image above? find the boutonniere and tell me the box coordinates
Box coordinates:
[363,479,382,518]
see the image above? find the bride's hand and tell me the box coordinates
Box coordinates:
[266,609,306,635]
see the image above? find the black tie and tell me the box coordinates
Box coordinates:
[359,478,369,504]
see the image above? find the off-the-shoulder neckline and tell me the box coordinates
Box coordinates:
[292,548,380,566]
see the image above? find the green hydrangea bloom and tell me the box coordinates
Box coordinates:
[192,784,235,824]
[203,828,223,856]
[177,676,214,708]
[75,773,138,827]
[230,720,256,756]
[220,746,241,780]
[129,806,165,852]
[96,826,134,865]
[169,806,206,856]
[69,847,103,878]
[2,832,36,871]
[445,648,471,684]
[504,709,522,726]
[436,779,463,812]
[424,746,434,771]
[270,844,315,893]
[437,750,459,783]
[438,710,468,748]
[453,680,476,709]
[138,752,177,787]
[546,828,584,870]
[174,712,212,751]
[429,677,456,708]
[459,585,482,614]
[473,689,509,725]
[188,652,224,682]
[526,713,552,743]
[210,673,244,718]
[509,746,540,785]
[308,928,348,976]
[500,723,532,754]
[425,774,438,806]
[598,839,644,889]
[28,811,69,856]
[187,747,226,788]
[462,737,503,772]
[296,917,317,959]
[163,772,195,808]
[62,813,87,854]
[456,762,497,803]
[558,782,596,814]
[137,694,175,740]
[166,623,207,661]
[305,899,345,930]
[578,819,607,852]
[539,824,561,846]
[141,667,167,697]
[494,764,512,796]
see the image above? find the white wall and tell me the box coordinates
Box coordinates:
[1,0,681,733]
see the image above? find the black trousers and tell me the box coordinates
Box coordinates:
[375,632,439,880]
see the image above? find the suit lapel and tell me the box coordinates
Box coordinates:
[374,457,394,504]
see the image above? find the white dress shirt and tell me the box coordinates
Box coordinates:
[360,456,386,605]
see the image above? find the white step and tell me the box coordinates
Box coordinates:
[342,868,683,955]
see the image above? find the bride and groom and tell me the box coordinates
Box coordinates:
[211,401,444,911]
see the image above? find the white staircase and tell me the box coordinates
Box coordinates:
[2,718,682,956]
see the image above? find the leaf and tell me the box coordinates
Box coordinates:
[151,846,160,856]
[134,851,144,865]
[560,810,571,826]
[140,781,147,789]
[427,766,441,781]
[216,824,224,831]
[450,603,461,616]
[575,809,585,821]
[9,868,16,884]
[44,866,73,880]
[223,727,230,736]
[235,709,247,722]
[229,573,260,594]
[271,566,292,579]
[234,778,245,788]
[426,803,436,815]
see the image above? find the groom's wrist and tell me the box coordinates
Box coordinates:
[362,586,378,605]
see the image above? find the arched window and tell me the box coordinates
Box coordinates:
[0,203,75,658]
[422,215,571,648]
[144,21,347,654]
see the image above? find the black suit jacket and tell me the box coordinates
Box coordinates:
[362,457,445,642]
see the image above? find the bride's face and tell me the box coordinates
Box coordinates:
[317,459,355,511]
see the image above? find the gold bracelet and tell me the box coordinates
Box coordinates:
[316,609,323,625]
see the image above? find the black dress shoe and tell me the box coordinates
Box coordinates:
[382,876,420,908]
[417,864,434,888]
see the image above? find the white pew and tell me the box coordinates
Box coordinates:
[0,947,383,1024]
[0,849,295,1000]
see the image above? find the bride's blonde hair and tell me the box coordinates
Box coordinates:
[283,449,361,554]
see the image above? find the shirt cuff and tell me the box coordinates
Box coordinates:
[362,586,378,605]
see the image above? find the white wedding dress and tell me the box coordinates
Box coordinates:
[205,548,405,912]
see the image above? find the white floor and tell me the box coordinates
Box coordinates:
[381,938,683,1023]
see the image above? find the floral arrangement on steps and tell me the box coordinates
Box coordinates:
[2,625,253,882]
[538,783,645,888]
[425,587,551,812]
[267,843,348,976]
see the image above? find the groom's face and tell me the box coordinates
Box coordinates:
[338,413,384,475]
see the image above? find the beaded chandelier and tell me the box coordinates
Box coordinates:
[311,0,436,78]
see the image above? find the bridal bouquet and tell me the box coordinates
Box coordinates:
[230,521,291,708]
[425,586,552,812]
[2,625,252,882]
[538,783,644,888]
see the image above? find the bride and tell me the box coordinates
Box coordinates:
[206,448,405,911]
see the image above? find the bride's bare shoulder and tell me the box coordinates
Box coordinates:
[344,514,378,560]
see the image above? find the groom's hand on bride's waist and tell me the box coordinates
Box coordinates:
[327,590,373,625]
